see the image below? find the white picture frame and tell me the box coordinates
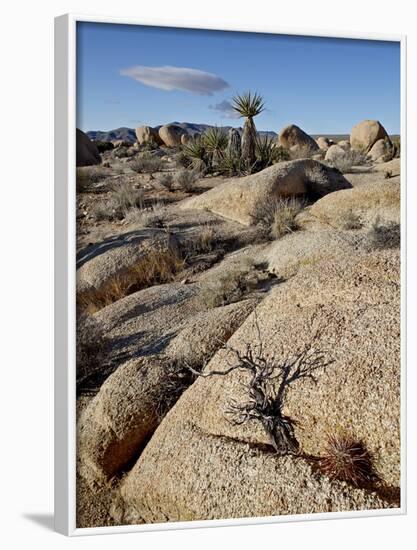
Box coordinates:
[54,13,407,536]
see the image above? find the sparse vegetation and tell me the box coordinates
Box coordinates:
[158,172,174,191]
[384,170,393,179]
[77,246,185,313]
[340,209,363,230]
[197,223,216,253]
[76,166,108,193]
[364,218,400,250]
[317,432,378,486]
[269,198,305,239]
[130,156,165,174]
[185,316,333,454]
[89,182,144,221]
[252,196,305,238]
[174,168,200,191]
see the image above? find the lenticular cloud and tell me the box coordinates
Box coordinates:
[120,65,229,95]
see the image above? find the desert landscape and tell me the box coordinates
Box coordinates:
[75,104,401,527]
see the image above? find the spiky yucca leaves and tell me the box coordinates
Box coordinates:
[202,127,228,165]
[232,91,265,118]
[182,137,208,170]
[255,135,276,169]
[232,91,265,167]
[317,433,379,487]
[218,152,247,177]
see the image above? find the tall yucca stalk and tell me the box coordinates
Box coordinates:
[232,91,265,167]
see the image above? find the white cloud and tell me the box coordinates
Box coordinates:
[120,65,229,95]
[209,99,240,119]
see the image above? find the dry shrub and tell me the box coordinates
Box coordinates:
[364,218,400,251]
[158,173,174,191]
[123,202,164,228]
[130,156,164,173]
[77,247,185,313]
[270,198,305,239]
[339,209,363,230]
[197,223,216,253]
[76,166,108,193]
[90,183,144,222]
[317,432,379,487]
[110,182,144,211]
[174,168,199,191]
[253,196,305,239]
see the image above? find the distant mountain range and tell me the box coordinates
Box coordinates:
[86,122,278,144]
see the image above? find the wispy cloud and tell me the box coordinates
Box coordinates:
[209,99,240,119]
[120,65,229,96]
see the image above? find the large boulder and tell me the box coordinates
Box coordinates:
[338,140,351,151]
[76,128,101,167]
[263,229,361,280]
[158,124,185,147]
[316,136,332,150]
[369,138,394,163]
[306,180,400,228]
[180,160,351,225]
[325,144,347,163]
[76,229,176,295]
[279,124,319,152]
[350,120,391,153]
[77,298,257,487]
[135,126,163,146]
[115,420,390,524]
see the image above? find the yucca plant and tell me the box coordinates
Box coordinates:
[232,91,265,167]
[202,126,228,165]
[218,151,246,177]
[182,137,208,170]
[255,135,275,169]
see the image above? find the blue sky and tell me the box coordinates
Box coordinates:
[76,22,400,134]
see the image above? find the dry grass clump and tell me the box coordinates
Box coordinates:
[110,182,144,210]
[339,209,363,230]
[253,196,305,239]
[130,156,165,174]
[317,432,379,487]
[77,246,185,314]
[158,173,174,191]
[364,218,400,251]
[90,183,145,222]
[76,166,108,193]
[123,202,165,228]
[270,198,305,239]
[174,169,199,191]
[197,223,217,253]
